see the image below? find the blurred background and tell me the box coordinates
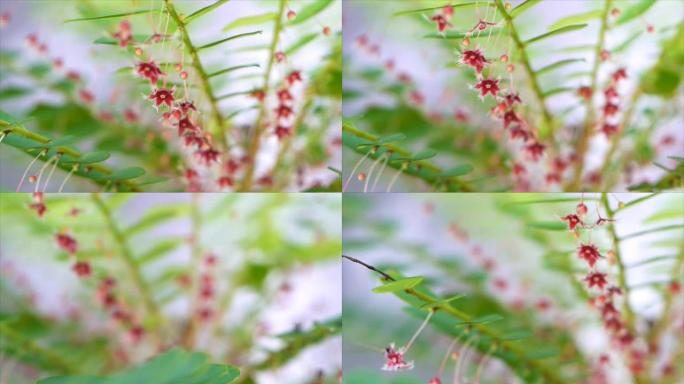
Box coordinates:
[343,193,683,383]
[0,0,342,192]
[0,193,341,383]
[342,0,684,192]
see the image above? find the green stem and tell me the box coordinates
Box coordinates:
[91,194,163,326]
[600,88,642,189]
[494,0,554,140]
[239,0,287,191]
[568,0,613,190]
[0,323,79,375]
[164,0,228,149]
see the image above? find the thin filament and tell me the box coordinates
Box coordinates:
[454,335,478,384]
[404,310,434,353]
[487,8,498,45]
[16,150,44,192]
[363,153,385,193]
[386,163,407,193]
[0,132,6,144]
[474,345,496,383]
[342,149,373,192]
[42,154,61,192]
[34,155,58,193]
[371,153,390,192]
[58,165,78,193]
[439,336,462,376]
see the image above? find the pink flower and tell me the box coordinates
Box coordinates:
[275,104,294,119]
[277,89,294,103]
[601,123,619,137]
[274,51,286,63]
[510,127,531,142]
[286,70,302,85]
[149,88,175,108]
[474,77,500,98]
[461,49,489,74]
[177,117,199,136]
[383,343,414,371]
[275,125,291,140]
[136,61,163,84]
[525,142,545,161]
[428,378,442,384]
[561,214,583,230]
[503,110,521,129]
[604,87,619,99]
[72,261,92,277]
[611,68,627,82]
[196,148,220,165]
[56,233,78,254]
[112,20,133,47]
[603,102,619,117]
[30,202,47,218]
[217,176,233,189]
[431,14,452,32]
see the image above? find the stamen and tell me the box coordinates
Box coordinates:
[363,152,386,193]
[404,310,434,353]
[42,153,61,192]
[474,345,497,383]
[0,132,6,144]
[454,335,479,384]
[386,162,409,192]
[487,8,497,44]
[343,147,375,192]
[58,164,78,193]
[16,149,45,192]
[371,152,391,192]
[439,336,463,376]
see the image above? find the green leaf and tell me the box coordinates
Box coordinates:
[393,2,496,17]
[395,150,438,162]
[424,27,505,39]
[93,35,165,46]
[510,0,542,18]
[135,175,170,186]
[137,239,184,265]
[0,86,31,100]
[107,167,145,181]
[287,0,333,25]
[372,276,424,293]
[524,24,588,46]
[184,0,230,24]
[38,348,240,384]
[60,151,110,164]
[548,10,601,30]
[615,0,657,25]
[536,58,585,75]
[198,30,262,50]
[641,23,683,98]
[527,221,567,231]
[124,205,188,237]
[223,12,276,32]
[454,314,504,326]
[434,165,474,177]
[207,64,260,78]
[285,33,318,56]
[374,133,407,145]
[64,9,154,23]
[543,87,573,97]
[644,209,684,223]
[420,294,466,309]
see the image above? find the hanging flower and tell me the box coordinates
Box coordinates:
[286,70,302,85]
[578,243,602,267]
[604,87,619,99]
[461,49,489,74]
[577,86,592,100]
[502,110,521,129]
[277,88,294,103]
[112,20,133,47]
[251,89,266,102]
[274,51,286,63]
[177,117,199,136]
[136,61,163,84]
[56,233,78,254]
[509,127,531,142]
[504,92,522,106]
[601,123,619,137]
[473,77,500,98]
[585,271,608,290]
[196,148,220,165]
[176,101,197,114]
[431,14,452,32]
[275,125,291,140]
[275,104,294,119]
[382,343,414,371]
[611,68,627,82]
[149,88,175,108]
[524,142,545,161]
[72,261,92,277]
[561,214,583,230]
[603,102,619,117]
[217,176,233,189]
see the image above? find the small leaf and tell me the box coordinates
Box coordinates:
[285,33,318,56]
[184,0,230,25]
[394,2,496,17]
[198,30,262,51]
[64,9,154,23]
[615,0,657,25]
[454,314,504,326]
[93,35,163,46]
[420,294,465,309]
[502,330,532,340]
[524,24,588,46]
[372,276,424,293]
[536,58,585,75]
[61,151,110,164]
[223,12,276,32]
[107,167,145,181]
[548,10,602,30]
[208,64,260,78]
[0,86,31,100]
[510,0,542,18]
[543,87,574,97]
[395,150,438,161]
[374,133,406,145]
[425,27,505,39]
[137,239,184,265]
[527,221,566,231]
[287,0,333,25]
[135,175,170,186]
[435,165,474,177]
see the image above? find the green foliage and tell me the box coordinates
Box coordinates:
[641,23,684,98]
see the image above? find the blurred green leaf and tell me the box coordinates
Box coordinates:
[372,276,424,293]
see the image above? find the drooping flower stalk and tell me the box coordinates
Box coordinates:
[16,149,45,192]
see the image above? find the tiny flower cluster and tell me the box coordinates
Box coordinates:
[273,70,303,140]
[97,276,146,343]
[600,68,627,137]
[196,253,218,322]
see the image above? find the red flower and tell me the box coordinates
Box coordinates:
[129,325,145,343]
[604,317,623,332]
[562,214,583,230]
[536,298,552,311]
[56,233,78,254]
[611,68,627,82]
[428,378,442,384]
[196,148,220,165]
[525,142,545,161]
[286,70,302,86]
[183,134,206,148]
[576,202,588,216]
[383,343,414,371]
[454,109,469,123]
[149,88,175,108]
[474,77,500,98]
[136,61,163,84]
[545,173,561,184]
[601,123,619,137]
[251,89,266,102]
[177,117,199,136]
[461,49,489,74]
[112,20,133,47]
[30,202,47,218]
[430,14,452,32]
[72,261,91,277]
[275,125,291,140]
[274,51,286,63]
[585,272,608,290]
[198,307,214,321]
[184,168,198,180]
[409,90,424,105]
[601,302,619,319]
[604,87,619,99]
[603,102,619,116]
[512,163,526,176]
[123,109,139,124]
[577,86,592,100]
[606,286,623,297]
[504,93,522,106]
[277,88,294,103]
[553,158,568,172]
[578,243,602,267]
[668,281,681,294]
[224,159,240,174]
[217,176,233,189]
[503,110,521,129]
[510,127,531,142]
[79,89,95,104]
[275,104,294,119]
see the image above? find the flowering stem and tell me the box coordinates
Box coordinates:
[494,0,554,139]
[240,0,288,191]
[181,195,202,348]
[164,0,228,149]
[404,310,433,352]
[599,88,642,188]
[568,0,613,190]
[91,194,163,329]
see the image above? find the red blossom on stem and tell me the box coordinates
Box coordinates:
[275,104,294,119]
[525,142,545,161]
[275,125,291,140]
[585,272,608,290]
[603,102,619,117]
[136,61,163,84]
[577,86,593,100]
[383,343,414,371]
[474,77,500,98]
[601,123,619,137]
[72,261,91,277]
[611,68,627,82]
[562,214,583,230]
[56,233,78,254]
[177,117,199,136]
[461,49,489,74]
[502,110,521,129]
[286,70,302,85]
[431,14,452,32]
[112,20,133,47]
[196,148,220,165]
[149,88,175,108]
[578,243,602,267]
[277,88,294,103]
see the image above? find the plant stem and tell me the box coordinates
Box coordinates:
[239,0,287,191]
[568,0,613,190]
[342,255,566,384]
[0,324,79,375]
[181,194,202,348]
[494,0,554,140]
[91,194,163,327]
[164,0,228,149]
